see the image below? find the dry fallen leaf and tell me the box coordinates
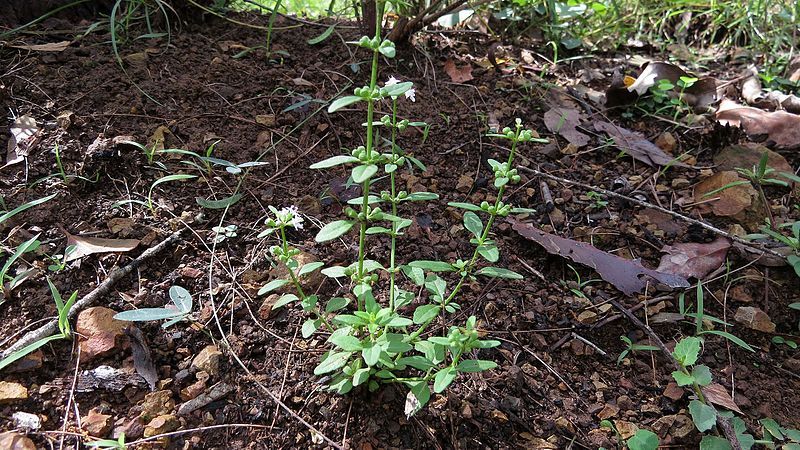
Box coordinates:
[595,121,688,167]
[9,41,71,52]
[4,115,38,168]
[509,218,689,296]
[716,99,800,149]
[444,59,473,83]
[64,230,140,262]
[733,306,776,333]
[701,383,743,415]
[693,171,755,217]
[656,237,731,280]
[622,61,718,108]
[544,107,590,147]
[125,326,158,391]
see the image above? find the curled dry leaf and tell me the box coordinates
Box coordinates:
[444,59,473,83]
[64,230,140,262]
[509,218,689,296]
[716,99,800,150]
[125,326,158,391]
[544,107,590,147]
[4,115,38,168]
[595,121,689,167]
[656,237,731,280]
[701,383,743,415]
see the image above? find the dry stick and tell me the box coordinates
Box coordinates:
[607,297,742,450]
[0,231,183,359]
[520,166,788,262]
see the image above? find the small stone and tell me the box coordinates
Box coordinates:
[116,418,144,440]
[549,208,565,227]
[555,416,575,433]
[456,174,472,193]
[0,381,28,404]
[258,294,281,320]
[180,379,206,401]
[460,401,472,419]
[11,412,40,431]
[652,415,676,437]
[785,358,800,372]
[269,251,324,293]
[596,403,619,420]
[734,306,776,333]
[179,266,204,279]
[501,395,521,412]
[0,432,36,450]
[83,408,113,437]
[191,345,223,377]
[671,414,695,438]
[671,178,690,189]
[76,307,128,361]
[140,390,175,422]
[729,285,753,303]
[616,395,634,411]
[143,414,180,437]
[561,143,578,155]
[490,409,508,422]
[255,115,276,126]
[577,310,598,324]
[124,52,148,66]
[655,132,676,154]
[614,420,638,439]
[663,382,684,401]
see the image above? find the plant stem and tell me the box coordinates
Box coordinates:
[388,98,399,311]
[280,226,334,332]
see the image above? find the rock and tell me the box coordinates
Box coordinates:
[124,52,148,66]
[616,395,634,411]
[258,294,281,320]
[140,390,175,422]
[555,416,575,434]
[191,345,223,377]
[460,401,473,419]
[76,307,128,361]
[663,382,684,401]
[614,420,638,439]
[734,306,776,333]
[655,132,676,154]
[0,432,36,450]
[456,174,472,193]
[83,408,113,437]
[577,310,598,324]
[0,381,28,404]
[115,418,144,440]
[180,379,206,401]
[268,251,324,293]
[671,414,695,439]
[143,414,180,437]
[652,414,676,437]
[11,412,40,431]
[596,403,619,420]
[6,350,43,373]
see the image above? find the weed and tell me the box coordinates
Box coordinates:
[212,224,238,243]
[0,235,42,304]
[86,433,127,449]
[560,264,600,299]
[585,191,608,210]
[0,278,77,372]
[114,285,194,328]
[47,244,77,273]
[113,173,197,213]
[617,335,658,364]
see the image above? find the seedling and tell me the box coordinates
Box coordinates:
[678,282,755,352]
[617,335,658,364]
[114,285,193,328]
[747,219,800,278]
[0,278,77,372]
[0,234,42,303]
[86,433,126,449]
[560,264,601,299]
[212,224,238,243]
[771,336,798,349]
[113,173,197,213]
[47,244,77,273]
[586,191,608,210]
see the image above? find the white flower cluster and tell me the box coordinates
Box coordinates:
[276,205,304,230]
[385,76,416,102]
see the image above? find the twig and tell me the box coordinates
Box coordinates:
[519,166,788,262]
[0,231,183,359]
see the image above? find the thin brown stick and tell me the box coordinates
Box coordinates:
[0,231,183,359]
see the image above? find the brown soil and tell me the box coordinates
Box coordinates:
[1,8,799,450]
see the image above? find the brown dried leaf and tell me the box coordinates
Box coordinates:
[595,121,688,167]
[656,237,731,280]
[544,107,590,147]
[701,383,743,414]
[716,99,800,149]
[509,218,689,296]
[125,326,158,391]
[9,41,71,52]
[444,59,473,83]
[692,171,755,217]
[64,230,140,262]
[4,115,38,168]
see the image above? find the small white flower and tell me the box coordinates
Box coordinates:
[385,76,400,86]
[405,88,416,102]
[276,206,304,230]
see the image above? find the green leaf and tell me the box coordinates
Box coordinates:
[759,418,784,440]
[114,308,185,322]
[0,193,56,227]
[307,24,335,44]
[0,333,67,372]
[328,334,362,352]
[301,318,319,338]
[352,367,370,386]
[386,316,413,327]
[433,367,457,393]
[672,336,702,367]
[383,82,413,98]
[699,435,732,450]
[477,267,523,279]
[405,192,438,201]
[463,211,483,238]
[456,359,497,373]
[692,365,713,386]
[413,305,441,324]
[258,279,289,295]
[151,174,196,190]
[310,154,359,169]
[698,330,754,352]
[361,342,381,366]
[298,262,325,277]
[477,244,499,262]
[689,400,717,432]
[325,297,349,313]
[314,351,353,375]
[195,193,242,209]
[397,356,436,371]
[401,265,425,285]
[448,201,482,212]
[671,370,695,386]
[405,382,430,418]
[321,265,347,278]
[408,260,454,272]
[272,293,298,309]
[352,164,378,183]
[315,220,356,242]
[169,285,193,313]
[627,429,659,450]
[328,95,362,113]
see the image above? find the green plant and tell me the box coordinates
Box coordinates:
[0,194,56,227]
[771,335,798,349]
[86,433,127,449]
[585,190,608,210]
[47,244,77,273]
[617,335,658,364]
[677,282,755,352]
[212,224,238,243]
[257,2,545,414]
[0,234,42,303]
[560,264,600,299]
[759,418,800,448]
[114,285,194,328]
[0,278,77,372]
[113,173,197,213]
[600,420,659,450]
[747,219,800,278]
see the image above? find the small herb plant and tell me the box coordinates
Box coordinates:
[560,264,600,299]
[747,219,800,278]
[86,432,127,449]
[0,278,77,372]
[257,3,546,415]
[617,335,658,364]
[600,420,659,450]
[47,244,76,273]
[585,190,608,210]
[114,285,194,328]
[212,224,238,243]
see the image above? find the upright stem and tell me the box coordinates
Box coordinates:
[388,98,399,311]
